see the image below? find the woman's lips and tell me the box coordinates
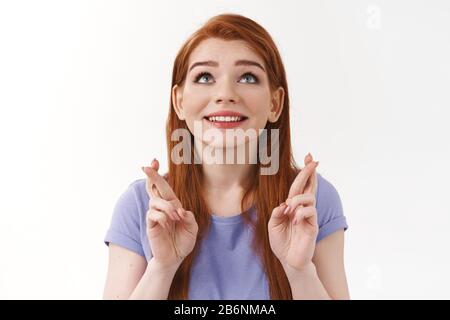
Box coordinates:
[203,117,248,129]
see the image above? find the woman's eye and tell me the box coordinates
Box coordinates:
[194,72,259,84]
[195,72,214,83]
[239,73,259,84]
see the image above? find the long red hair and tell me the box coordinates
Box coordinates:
[165,13,299,299]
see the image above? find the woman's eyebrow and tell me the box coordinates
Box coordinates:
[235,60,265,71]
[189,60,265,72]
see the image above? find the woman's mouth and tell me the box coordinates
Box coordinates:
[203,115,248,129]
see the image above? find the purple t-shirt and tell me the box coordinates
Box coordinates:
[104,173,348,299]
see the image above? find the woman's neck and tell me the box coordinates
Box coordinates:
[201,162,253,192]
[201,162,256,217]
[193,138,257,215]
[194,137,257,192]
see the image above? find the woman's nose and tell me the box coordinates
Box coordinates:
[214,80,239,104]
[215,96,237,104]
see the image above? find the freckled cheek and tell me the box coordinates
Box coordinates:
[181,92,210,120]
[239,92,272,128]
[241,92,271,114]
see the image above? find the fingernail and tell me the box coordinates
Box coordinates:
[283,205,290,215]
[173,211,180,221]
[292,217,297,225]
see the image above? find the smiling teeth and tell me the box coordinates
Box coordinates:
[207,116,242,122]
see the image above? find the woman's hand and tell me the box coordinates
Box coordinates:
[268,153,319,272]
[142,159,198,270]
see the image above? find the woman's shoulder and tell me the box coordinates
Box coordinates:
[114,178,147,205]
[316,172,341,205]
[127,178,148,199]
[104,178,149,257]
[315,172,348,242]
[109,178,150,223]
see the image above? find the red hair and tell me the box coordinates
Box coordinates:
[166,13,299,299]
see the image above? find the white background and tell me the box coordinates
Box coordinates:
[1,0,449,299]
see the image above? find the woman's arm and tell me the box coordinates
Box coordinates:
[103,244,179,300]
[284,230,350,300]
[312,230,350,299]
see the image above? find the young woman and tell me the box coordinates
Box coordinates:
[103,13,349,300]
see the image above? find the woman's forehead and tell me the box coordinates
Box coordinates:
[189,38,264,66]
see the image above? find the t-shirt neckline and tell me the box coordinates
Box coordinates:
[210,204,256,224]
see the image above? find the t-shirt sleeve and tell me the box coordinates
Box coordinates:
[315,174,348,243]
[104,183,145,257]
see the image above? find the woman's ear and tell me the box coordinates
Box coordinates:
[268,86,285,123]
[172,84,185,120]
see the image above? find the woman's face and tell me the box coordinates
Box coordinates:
[172,38,284,148]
